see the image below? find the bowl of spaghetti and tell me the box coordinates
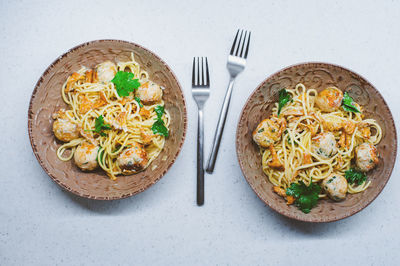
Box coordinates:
[28,40,187,200]
[236,63,396,222]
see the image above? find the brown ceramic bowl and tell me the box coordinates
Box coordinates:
[28,40,187,200]
[236,62,397,222]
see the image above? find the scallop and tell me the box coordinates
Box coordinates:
[117,142,148,175]
[96,61,117,83]
[312,132,338,159]
[252,118,286,148]
[315,87,344,112]
[322,173,348,201]
[136,81,163,105]
[73,142,99,171]
[52,109,80,142]
[355,143,379,172]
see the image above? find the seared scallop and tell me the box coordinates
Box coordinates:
[355,143,379,172]
[322,173,348,201]
[315,87,344,112]
[52,109,80,142]
[96,61,117,83]
[312,132,338,159]
[136,81,163,105]
[252,117,287,148]
[117,142,148,174]
[73,142,99,171]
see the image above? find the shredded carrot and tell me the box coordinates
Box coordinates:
[303,153,312,165]
[306,124,317,137]
[338,130,346,148]
[79,96,93,114]
[119,98,128,105]
[361,127,371,139]
[92,91,108,109]
[345,133,351,149]
[343,120,356,135]
[85,70,93,83]
[273,186,286,197]
[267,145,284,170]
[139,108,150,118]
[66,72,84,92]
[286,196,295,205]
[273,186,295,205]
[92,70,98,83]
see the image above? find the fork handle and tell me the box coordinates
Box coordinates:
[206,78,235,173]
[197,108,205,206]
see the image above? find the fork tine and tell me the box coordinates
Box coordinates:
[235,30,244,56]
[197,57,200,86]
[244,31,251,59]
[192,57,210,87]
[192,57,196,86]
[201,57,205,86]
[230,30,240,55]
[205,57,210,86]
[239,31,248,57]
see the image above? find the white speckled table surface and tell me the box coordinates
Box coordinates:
[1,0,400,265]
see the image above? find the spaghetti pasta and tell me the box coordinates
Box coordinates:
[53,53,170,180]
[253,83,381,208]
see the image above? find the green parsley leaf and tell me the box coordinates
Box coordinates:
[151,105,169,137]
[94,115,111,136]
[135,96,143,108]
[154,105,165,119]
[286,180,321,213]
[342,92,360,113]
[278,88,291,116]
[345,168,367,185]
[111,71,141,97]
[151,120,169,137]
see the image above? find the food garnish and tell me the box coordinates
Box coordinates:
[278,88,292,116]
[94,115,112,136]
[111,71,141,97]
[135,96,143,108]
[151,105,169,137]
[345,168,367,185]
[286,180,321,213]
[342,92,360,113]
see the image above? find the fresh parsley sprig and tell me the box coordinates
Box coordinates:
[278,88,291,116]
[94,115,111,136]
[111,71,141,97]
[342,92,360,113]
[286,180,321,213]
[151,105,169,137]
[135,96,143,108]
[345,168,366,185]
[154,105,165,118]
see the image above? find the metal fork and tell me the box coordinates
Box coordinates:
[206,29,251,173]
[192,57,210,206]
